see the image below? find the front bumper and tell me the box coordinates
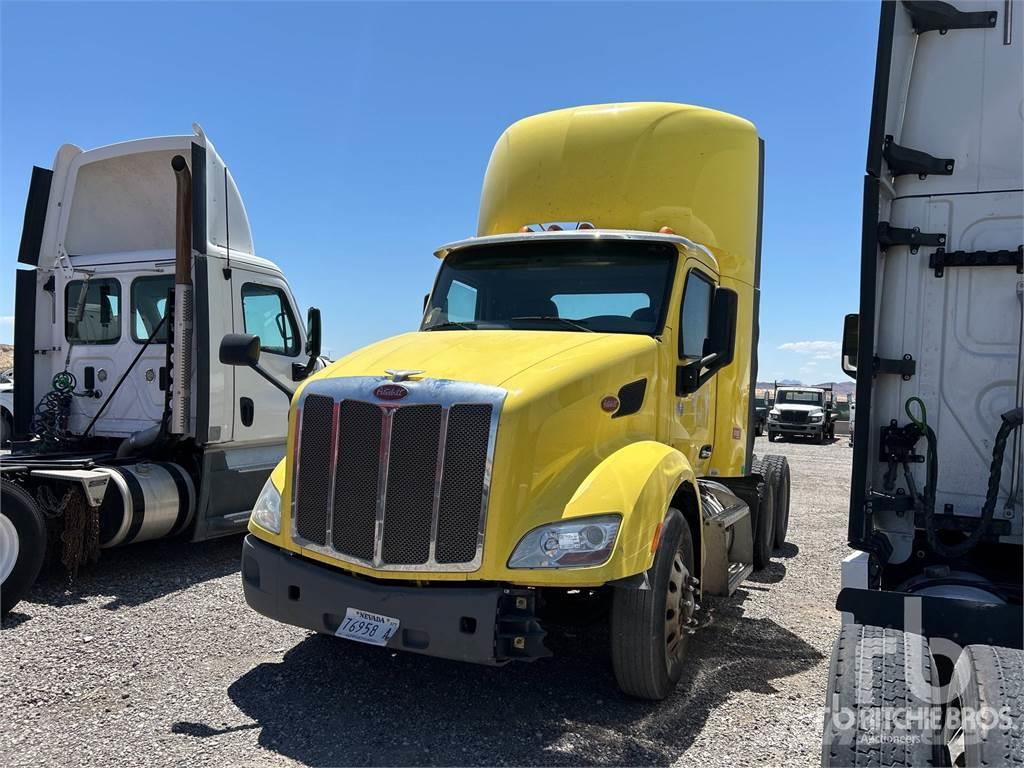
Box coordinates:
[241,535,549,665]
[769,421,824,433]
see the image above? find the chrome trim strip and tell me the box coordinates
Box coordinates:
[323,401,341,546]
[289,406,304,541]
[373,407,395,567]
[290,376,506,573]
[427,407,450,564]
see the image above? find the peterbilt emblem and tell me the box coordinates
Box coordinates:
[374,383,409,401]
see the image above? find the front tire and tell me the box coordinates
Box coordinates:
[611,507,695,700]
[767,430,778,442]
[1,480,47,617]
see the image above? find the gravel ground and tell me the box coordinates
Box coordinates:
[1,435,852,767]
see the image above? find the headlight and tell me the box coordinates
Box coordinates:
[508,514,621,568]
[769,409,780,420]
[810,413,824,422]
[251,476,282,534]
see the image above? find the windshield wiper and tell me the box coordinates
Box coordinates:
[423,320,474,331]
[510,316,594,332]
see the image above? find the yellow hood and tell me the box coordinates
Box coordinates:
[317,329,650,389]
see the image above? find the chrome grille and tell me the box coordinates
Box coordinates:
[381,405,442,564]
[331,400,382,560]
[436,404,492,563]
[292,394,335,545]
[290,377,504,572]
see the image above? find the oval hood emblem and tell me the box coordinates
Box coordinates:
[374,383,409,401]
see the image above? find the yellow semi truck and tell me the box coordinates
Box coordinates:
[224,102,792,699]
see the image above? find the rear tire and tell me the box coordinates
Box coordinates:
[750,460,775,570]
[822,623,943,767]
[950,644,1024,768]
[761,455,790,548]
[610,507,695,700]
[1,480,47,617]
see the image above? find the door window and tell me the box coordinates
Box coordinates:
[679,270,713,359]
[65,278,121,344]
[241,283,300,356]
[131,275,174,343]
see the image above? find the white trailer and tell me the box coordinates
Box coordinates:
[0,126,322,615]
[824,2,1023,765]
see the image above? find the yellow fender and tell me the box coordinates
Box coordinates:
[562,440,701,583]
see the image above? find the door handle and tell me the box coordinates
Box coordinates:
[699,444,713,460]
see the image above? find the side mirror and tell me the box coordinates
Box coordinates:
[841,313,859,379]
[676,287,738,396]
[708,287,738,368]
[220,333,261,366]
[220,333,295,399]
[305,307,322,359]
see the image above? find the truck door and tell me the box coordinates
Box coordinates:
[230,270,305,442]
[671,261,718,476]
[60,272,172,437]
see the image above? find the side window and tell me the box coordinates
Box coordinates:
[65,278,121,344]
[679,270,713,359]
[131,275,174,343]
[446,280,478,322]
[241,283,300,356]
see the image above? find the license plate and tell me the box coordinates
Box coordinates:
[335,607,400,647]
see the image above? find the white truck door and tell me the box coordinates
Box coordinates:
[230,269,305,442]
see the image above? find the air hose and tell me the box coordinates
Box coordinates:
[907,395,1023,558]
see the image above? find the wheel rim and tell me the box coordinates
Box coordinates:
[0,511,20,584]
[664,544,695,664]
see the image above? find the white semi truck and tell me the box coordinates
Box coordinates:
[823,1,1023,765]
[0,126,322,616]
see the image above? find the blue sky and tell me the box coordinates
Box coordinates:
[1,1,877,383]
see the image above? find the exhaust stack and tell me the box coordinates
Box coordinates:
[169,155,194,435]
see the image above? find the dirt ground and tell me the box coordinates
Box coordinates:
[1,435,852,767]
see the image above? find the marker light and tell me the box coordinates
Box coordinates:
[659,226,675,235]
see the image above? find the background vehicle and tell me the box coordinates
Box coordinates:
[230,102,792,701]
[0,126,322,616]
[766,385,836,442]
[753,394,768,436]
[0,368,12,447]
[823,2,1023,764]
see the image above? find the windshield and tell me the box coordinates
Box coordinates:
[777,390,824,406]
[422,240,676,334]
